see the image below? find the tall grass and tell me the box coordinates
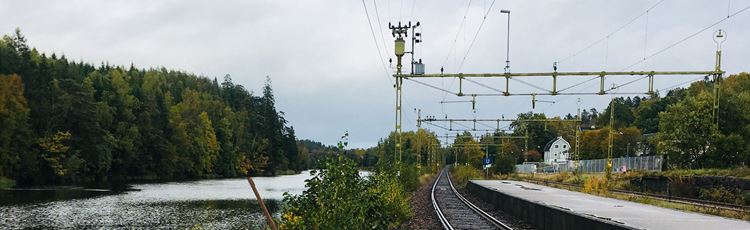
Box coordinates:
[641,167,750,179]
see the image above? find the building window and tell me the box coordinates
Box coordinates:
[555,144,559,148]
[563,145,567,148]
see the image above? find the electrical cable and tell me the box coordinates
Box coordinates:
[373,0,390,60]
[605,75,650,92]
[545,1,675,112]
[442,0,473,69]
[423,121,451,131]
[441,1,473,106]
[453,121,476,130]
[404,78,458,95]
[545,3,747,111]
[476,121,498,130]
[465,78,506,94]
[457,0,496,72]
[557,0,665,65]
[621,3,750,70]
[557,76,600,92]
[658,75,706,92]
[365,0,420,129]
[511,77,551,92]
[643,9,649,61]
[362,0,394,85]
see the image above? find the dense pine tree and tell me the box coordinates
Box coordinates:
[0,30,300,185]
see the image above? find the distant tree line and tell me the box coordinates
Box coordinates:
[324,73,750,173]
[468,72,750,170]
[0,30,301,186]
[296,139,382,170]
[356,71,750,175]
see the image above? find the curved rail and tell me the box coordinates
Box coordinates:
[431,167,513,230]
[431,168,452,230]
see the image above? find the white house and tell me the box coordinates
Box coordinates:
[543,136,570,164]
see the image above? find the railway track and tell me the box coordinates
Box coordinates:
[431,167,513,230]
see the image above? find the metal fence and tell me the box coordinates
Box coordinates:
[517,155,664,173]
[515,164,537,173]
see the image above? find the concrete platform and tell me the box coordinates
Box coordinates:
[469,180,750,230]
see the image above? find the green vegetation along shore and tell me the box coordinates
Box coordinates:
[0,30,300,186]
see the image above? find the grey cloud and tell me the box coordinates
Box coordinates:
[1,0,747,148]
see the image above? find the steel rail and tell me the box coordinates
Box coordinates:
[432,167,513,230]
[432,167,453,230]
[447,169,513,230]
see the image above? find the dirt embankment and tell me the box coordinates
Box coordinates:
[399,174,442,229]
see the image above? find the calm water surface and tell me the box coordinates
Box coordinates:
[0,170,347,229]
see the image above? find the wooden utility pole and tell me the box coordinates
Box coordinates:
[247,177,278,230]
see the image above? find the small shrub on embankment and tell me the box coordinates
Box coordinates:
[398,163,421,192]
[451,165,484,187]
[582,176,608,194]
[630,171,750,205]
[280,156,411,229]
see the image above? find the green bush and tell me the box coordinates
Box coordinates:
[492,154,516,175]
[397,163,420,192]
[698,186,743,205]
[451,165,484,187]
[280,156,411,229]
[582,176,608,194]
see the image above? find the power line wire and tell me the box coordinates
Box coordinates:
[659,76,707,92]
[643,9,649,61]
[557,0,665,65]
[441,0,473,69]
[605,75,650,92]
[454,121,474,130]
[362,0,394,85]
[364,0,418,129]
[557,76,599,92]
[511,77,551,93]
[424,121,450,130]
[622,3,750,70]
[441,1,474,105]
[465,78,505,94]
[373,0,390,61]
[457,0,496,72]
[547,1,746,111]
[439,0,496,111]
[405,78,458,95]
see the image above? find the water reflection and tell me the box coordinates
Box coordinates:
[0,188,120,206]
[0,170,334,229]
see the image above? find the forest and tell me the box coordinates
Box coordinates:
[0,30,300,186]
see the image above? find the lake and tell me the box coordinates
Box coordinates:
[0,170,338,229]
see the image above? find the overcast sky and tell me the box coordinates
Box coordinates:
[1,0,748,148]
